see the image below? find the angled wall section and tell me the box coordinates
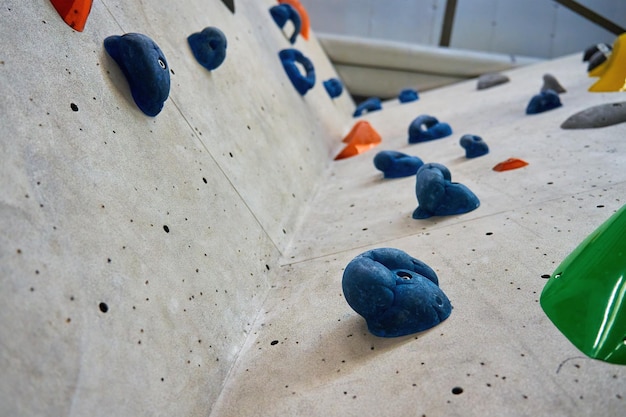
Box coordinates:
[0,1,353,416]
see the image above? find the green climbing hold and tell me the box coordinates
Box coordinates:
[540,205,626,365]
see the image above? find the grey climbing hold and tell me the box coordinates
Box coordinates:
[588,50,610,72]
[541,73,566,94]
[561,102,626,129]
[477,73,509,90]
[583,43,611,62]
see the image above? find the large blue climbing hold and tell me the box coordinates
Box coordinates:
[270,4,301,44]
[187,27,228,71]
[373,150,424,178]
[460,134,489,158]
[353,97,382,117]
[104,33,170,117]
[342,248,452,337]
[413,163,480,219]
[323,78,343,99]
[526,89,562,114]
[279,48,315,96]
[408,115,452,143]
[398,88,419,103]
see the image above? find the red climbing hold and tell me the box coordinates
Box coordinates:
[492,158,528,172]
[335,121,382,160]
[50,0,93,32]
[278,0,310,40]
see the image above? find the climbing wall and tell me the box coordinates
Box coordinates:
[2,1,626,417]
[0,1,353,416]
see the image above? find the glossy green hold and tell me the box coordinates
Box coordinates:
[540,205,626,365]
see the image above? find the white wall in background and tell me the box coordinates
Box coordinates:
[301,0,626,58]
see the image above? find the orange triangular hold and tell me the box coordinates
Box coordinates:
[492,157,528,172]
[278,0,310,40]
[50,0,93,32]
[334,121,382,160]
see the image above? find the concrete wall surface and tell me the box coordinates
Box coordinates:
[2,1,626,417]
[0,1,353,416]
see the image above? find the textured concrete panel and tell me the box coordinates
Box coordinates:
[0,1,351,416]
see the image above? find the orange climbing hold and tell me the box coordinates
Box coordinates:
[50,0,93,32]
[335,121,382,160]
[278,0,310,40]
[493,158,528,172]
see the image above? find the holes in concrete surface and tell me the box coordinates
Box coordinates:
[99,302,109,313]
[541,274,551,279]
[451,387,463,395]
[163,225,170,233]
[70,103,78,112]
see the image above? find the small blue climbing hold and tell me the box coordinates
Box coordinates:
[104,33,170,117]
[460,134,489,158]
[398,88,419,103]
[413,163,479,219]
[373,151,423,178]
[279,48,315,96]
[323,78,343,99]
[353,97,382,117]
[342,247,452,338]
[408,115,452,143]
[270,4,301,44]
[526,89,562,115]
[187,27,228,71]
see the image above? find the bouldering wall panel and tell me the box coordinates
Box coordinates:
[0,1,352,416]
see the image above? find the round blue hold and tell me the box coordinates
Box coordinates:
[459,134,489,158]
[373,150,424,178]
[104,33,171,117]
[398,88,419,103]
[413,163,480,219]
[353,97,382,117]
[323,78,343,99]
[269,4,301,44]
[279,48,315,96]
[526,89,562,114]
[342,247,452,337]
[187,27,228,71]
[408,115,452,143]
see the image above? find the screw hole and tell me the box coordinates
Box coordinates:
[396,271,412,280]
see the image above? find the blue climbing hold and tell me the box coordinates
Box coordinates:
[342,248,452,338]
[187,27,228,71]
[270,4,301,44]
[279,48,315,96]
[323,78,343,99]
[526,89,562,114]
[373,151,424,178]
[353,97,382,117]
[104,33,170,117]
[408,115,452,143]
[460,134,489,158]
[398,88,419,103]
[413,163,480,219]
